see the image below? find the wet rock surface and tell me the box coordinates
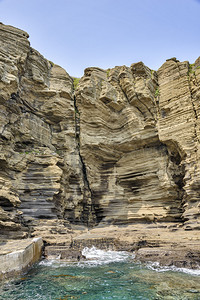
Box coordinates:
[135,247,200,269]
[44,246,85,261]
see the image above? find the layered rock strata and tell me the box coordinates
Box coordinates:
[0,23,200,268]
[76,64,184,225]
[75,59,200,230]
[0,23,94,242]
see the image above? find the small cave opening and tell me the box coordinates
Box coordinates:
[164,140,186,222]
[0,196,14,211]
[170,150,182,165]
[168,146,185,190]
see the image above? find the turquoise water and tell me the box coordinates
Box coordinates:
[0,247,200,300]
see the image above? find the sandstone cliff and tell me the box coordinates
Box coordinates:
[0,23,200,247]
[0,23,94,242]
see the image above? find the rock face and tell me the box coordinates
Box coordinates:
[157,58,200,230]
[76,65,184,225]
[75,59,200,230]
[135,246,200,269]
[0,23,200,251]
[0,23,94,241]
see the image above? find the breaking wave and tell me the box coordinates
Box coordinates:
[39,247,200,276]
[81,246,134,265]
[39,246,134,268]
[147,261,200,276]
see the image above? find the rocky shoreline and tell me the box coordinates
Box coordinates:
[0,22,200,279]
[0,226,200,280]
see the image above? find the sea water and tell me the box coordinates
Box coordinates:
[0,246,200,300]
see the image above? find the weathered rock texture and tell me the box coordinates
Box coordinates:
[76,65,183,225]
[75,59,200,230]
[0,24,200,262]
[0,23,94,242]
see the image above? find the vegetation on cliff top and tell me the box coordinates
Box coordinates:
[73,77,80,90]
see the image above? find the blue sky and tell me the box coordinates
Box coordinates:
[0,0,200,77]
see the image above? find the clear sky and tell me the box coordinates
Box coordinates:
[0,0,200,77]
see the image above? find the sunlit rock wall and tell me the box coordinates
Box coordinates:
[0,23,94,240]
[76,64,185,225]
[0,23,200,241]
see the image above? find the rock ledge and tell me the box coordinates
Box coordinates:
[0,237,43,280]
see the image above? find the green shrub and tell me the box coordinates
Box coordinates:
[73,77,80,90]
[189,63,195,73]
[106,69,110,77]
[155,88,160,97]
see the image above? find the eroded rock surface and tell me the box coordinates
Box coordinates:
[75,59,200,230]
[0,23,94,242]
[0,23,200,265]
[76,64,185,225]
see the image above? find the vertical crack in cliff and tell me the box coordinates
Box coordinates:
[73,95,90,191]
[73,94,96,226]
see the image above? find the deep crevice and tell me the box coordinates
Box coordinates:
[73,94,96,226]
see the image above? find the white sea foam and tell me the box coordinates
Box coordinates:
[39,247,200,275]
[81,246,134,266]
[39,259,61,267]
[147,261,200,276]
[38,247,134,268]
